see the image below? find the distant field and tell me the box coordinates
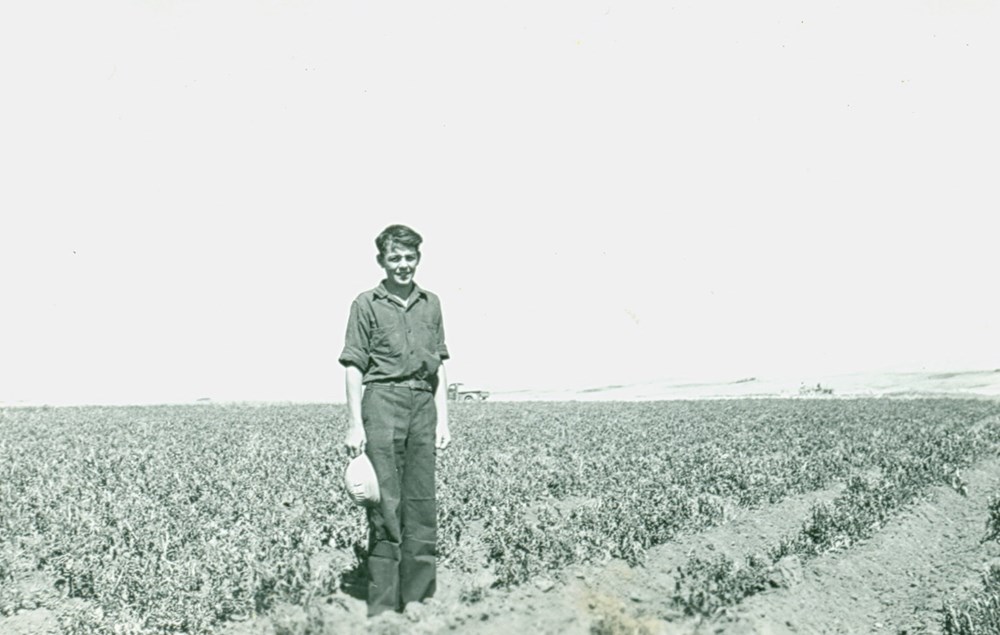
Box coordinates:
[3,399,1000,634]
[494,368,1000,401]
[3,369,999,408]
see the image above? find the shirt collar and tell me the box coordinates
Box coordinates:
[373,281,426,304]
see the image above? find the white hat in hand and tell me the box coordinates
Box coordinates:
[344,453,380,506]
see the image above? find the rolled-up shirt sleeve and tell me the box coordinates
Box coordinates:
[436,304,450,362]
[338,299,370,372]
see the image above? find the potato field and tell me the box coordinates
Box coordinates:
[3,399,1000,634]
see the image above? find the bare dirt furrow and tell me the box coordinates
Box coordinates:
[709,455,1000,635]
[443,480,849,635]
[430,454,1000,635]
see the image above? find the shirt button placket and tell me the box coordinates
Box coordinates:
[403,311,415,365]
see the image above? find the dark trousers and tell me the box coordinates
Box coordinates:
[362,384,437,616]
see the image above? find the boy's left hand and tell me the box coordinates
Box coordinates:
[436,423,451,450]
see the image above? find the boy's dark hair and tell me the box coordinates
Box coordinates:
[376,224,423,256]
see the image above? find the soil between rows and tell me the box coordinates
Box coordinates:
[207,474,852,635]
[441,454,1000,635]
[717,455,1000,635]
[4,441,1000,634]
[429,475,849,635]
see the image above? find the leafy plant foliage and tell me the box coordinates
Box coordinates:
[1,399,998,632]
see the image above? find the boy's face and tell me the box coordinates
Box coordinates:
[377,243,420,288]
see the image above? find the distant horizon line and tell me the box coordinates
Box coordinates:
[3,367,997,408]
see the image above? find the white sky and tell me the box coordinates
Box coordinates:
[2,1,998,404]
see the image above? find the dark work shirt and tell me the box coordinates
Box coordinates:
[338,281,449,387]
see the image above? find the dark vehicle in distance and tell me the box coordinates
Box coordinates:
[447,383,489,402]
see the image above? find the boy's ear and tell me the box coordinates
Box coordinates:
[375,252,384,267]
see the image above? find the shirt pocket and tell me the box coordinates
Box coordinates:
[370,325,404,359]
[411,321,440,355]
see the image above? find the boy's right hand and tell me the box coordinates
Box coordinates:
[344,425,366,457]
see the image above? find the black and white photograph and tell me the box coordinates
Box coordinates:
[2,1,999,633]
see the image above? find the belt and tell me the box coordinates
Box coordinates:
[366,378,435,392]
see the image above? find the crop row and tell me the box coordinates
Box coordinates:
[2,399,999,633]
[0,405,360,633]
[444,400,1000,588]
[941,493,1000,635]
[670,422,997,617]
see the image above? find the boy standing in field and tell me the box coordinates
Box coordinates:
[339,224,451,617]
